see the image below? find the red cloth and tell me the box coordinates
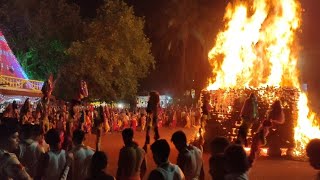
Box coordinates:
[131,119,137,131]
[113,123,119,131]
[158,120,163,128]
[170,119,177,128]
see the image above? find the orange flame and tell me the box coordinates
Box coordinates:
[207,0,320,156]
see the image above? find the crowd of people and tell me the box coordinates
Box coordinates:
[0,97,206,180]
[88,105,203,133]
[1,99,202,134]
[0,94,320,180]
[0,110,243,180]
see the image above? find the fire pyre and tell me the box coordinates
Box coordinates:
[199,0,320,157]
[200,86,299,156]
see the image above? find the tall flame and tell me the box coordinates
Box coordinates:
[207,0,320,156]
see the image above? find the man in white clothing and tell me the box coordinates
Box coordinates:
[70,129,94,180]
[35,128,72,180]
[148,139,185,180]
[171,131,204,180]
[117,128,147,180]
[19,124,45,177]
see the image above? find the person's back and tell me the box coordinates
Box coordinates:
[87,151,115,180]
[209,137,230,180]
[117,128,146,180]
[36,128,70,180]
[19,124,45,178]
[224,144,249,180]
[43,149,67,180]
[117,142,145,179]
[19,139,44,177]
[149,139,185,180]
[209,154,225,180]
[71,129,95,180]
[71,145,94,180]
[177,145,203,180]
[171,131,203,180]
[149,162,184,180]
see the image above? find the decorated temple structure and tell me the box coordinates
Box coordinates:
[0,31,43,108]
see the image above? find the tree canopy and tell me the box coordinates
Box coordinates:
[54,0,154,101]
[0,0,227,101]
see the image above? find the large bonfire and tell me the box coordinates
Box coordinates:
[207,0,320,156]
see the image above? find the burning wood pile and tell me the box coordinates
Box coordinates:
[195,0,320,157]
[200,86,300,156]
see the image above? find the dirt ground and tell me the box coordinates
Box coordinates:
[84,127,317,180]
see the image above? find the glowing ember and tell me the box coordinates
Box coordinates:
[260,148,268,156]
[280,148,288,156]
[244,147,251,155]
[244,147,269,157]
[207,0,320,156]
[196,132,201,138]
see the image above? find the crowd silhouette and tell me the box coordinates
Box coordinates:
[0,95,319,179]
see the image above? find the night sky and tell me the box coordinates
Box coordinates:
[75,0,320,109]
[299,0,320,110]
[71,0,104,18]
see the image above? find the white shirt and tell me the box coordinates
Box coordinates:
[149,162,185,180]
[177,145,203,180]
[70,145,94,180]
[44,150,66,180]
[117,143,146,180]
[19,139,45,177]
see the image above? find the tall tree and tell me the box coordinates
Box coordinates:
[0,0,83,80]
[55,0,154,101]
